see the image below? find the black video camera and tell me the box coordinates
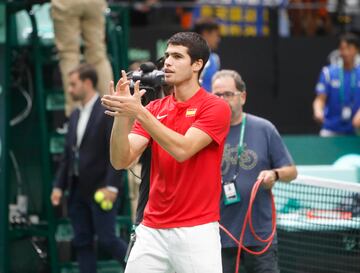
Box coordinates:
[129,62,164,88]
[127,62,165,106]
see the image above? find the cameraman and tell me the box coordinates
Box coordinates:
[101,32,231,273]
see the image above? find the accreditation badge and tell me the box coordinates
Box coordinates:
[341,106,352,120]
[223,180,240,205]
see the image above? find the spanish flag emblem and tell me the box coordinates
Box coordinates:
[186,108,197,117]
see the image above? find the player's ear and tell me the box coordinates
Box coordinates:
[192,59,203,73]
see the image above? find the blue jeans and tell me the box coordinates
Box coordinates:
[222,244,280,273]
[68,185,127,273]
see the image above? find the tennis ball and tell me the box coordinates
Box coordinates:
[100,200,113,211]
[94,191,105,203]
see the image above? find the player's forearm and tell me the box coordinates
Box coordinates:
[110,117,135,169]
[275,165,297,183]
[137,108,195,162]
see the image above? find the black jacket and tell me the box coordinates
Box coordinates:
[53,97,125,198]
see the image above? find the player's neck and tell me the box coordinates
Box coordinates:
[173,80,201,102]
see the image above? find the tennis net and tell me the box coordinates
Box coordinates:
[273,175,360,273]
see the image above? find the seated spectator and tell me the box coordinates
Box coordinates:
[288,0,332,36]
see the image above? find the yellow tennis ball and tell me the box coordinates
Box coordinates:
[100,200,113,211]
[94,191,105,203]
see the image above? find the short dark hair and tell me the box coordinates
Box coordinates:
[192,18,220,35]
[69,63,98,88]
[212,70,246,92]
[167,32,210,77]
[339,33,360,50]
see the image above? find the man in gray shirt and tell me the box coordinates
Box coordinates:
[212,70,297,273]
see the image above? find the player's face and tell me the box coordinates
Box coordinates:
[339,41,358,65]
[212,76,246,118]
[163,44,201,86]
[68,72,86,102]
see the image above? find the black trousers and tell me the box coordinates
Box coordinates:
[222,244,280,273]
[68,185,127,273]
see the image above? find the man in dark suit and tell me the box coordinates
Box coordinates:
[50,63,127,273]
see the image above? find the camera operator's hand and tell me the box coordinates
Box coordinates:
[102,71,146,118]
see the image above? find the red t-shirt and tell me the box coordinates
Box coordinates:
[132,88,231,228]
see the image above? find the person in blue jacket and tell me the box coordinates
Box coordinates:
[313,33,360,136]
[193,17,221,92]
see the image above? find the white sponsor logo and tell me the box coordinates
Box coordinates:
[156,114,168,120]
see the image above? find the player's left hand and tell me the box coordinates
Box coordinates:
[102,79,146,118]
[258,170,277,189]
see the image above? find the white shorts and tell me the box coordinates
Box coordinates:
[124,222,223,273]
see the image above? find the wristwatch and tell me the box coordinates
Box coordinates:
[273,169,280,181]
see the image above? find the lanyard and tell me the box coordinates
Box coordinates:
[339,69,357,105]
[232,113,246,181]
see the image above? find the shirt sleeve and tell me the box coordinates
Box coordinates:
[191,97,231,145]
[267,124,294,169]
[315,66,330,96]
